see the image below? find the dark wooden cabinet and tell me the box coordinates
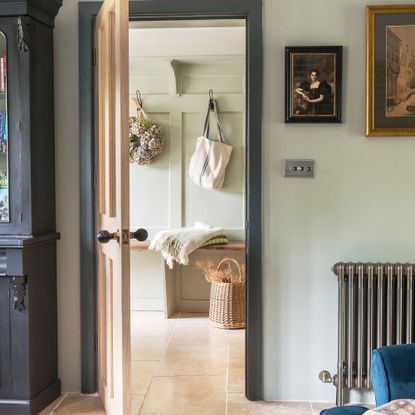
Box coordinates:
[0,1,62,414]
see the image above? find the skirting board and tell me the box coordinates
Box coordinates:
[131,297,164,311]
[0,379,60,415]
[177,299,209,313]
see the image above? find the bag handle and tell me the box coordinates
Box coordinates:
[212,99,226,144]
[202,101,211,138]
[202,96,227,144]
[216,258,244,283]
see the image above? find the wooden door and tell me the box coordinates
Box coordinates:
[95,0,130,413]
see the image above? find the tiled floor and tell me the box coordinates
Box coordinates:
[39,312,344,414]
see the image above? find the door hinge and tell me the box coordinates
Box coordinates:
[92,47,96,66]
[93,171,97,189]
[94,334,98,351]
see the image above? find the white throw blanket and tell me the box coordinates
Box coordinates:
[365,399,415,414]
[149,222,223,268]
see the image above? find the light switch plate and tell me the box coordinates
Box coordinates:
[283,159,315,177]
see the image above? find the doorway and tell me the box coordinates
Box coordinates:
[128,18,246,412]
[78,0,263,403]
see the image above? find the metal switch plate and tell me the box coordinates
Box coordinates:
[283,159,315,177]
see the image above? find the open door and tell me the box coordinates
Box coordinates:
[95,0,130,413]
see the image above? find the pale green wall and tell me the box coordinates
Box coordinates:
[263,0,415,403]
[54,0,415,402]
[129,58,246,240]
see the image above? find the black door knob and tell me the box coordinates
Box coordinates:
[131,228,148,242]
[96,230,117,244]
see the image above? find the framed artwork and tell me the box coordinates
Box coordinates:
[285,46,342,123]
[367,5,415,136]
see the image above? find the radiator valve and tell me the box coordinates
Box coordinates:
[319,370,333,384]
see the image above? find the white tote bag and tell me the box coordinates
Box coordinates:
[189,99,233,189]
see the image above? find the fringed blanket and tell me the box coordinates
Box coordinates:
[149,222,224,268]
[365,400,415,414]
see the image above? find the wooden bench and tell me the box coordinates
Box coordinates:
[130,240,245,316]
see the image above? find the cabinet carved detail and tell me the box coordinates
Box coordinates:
[17,17,29,53]
[10,276,27,311]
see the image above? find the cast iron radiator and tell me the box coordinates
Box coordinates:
[319,262,415,406]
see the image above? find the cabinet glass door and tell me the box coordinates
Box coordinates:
[0,32,8,222]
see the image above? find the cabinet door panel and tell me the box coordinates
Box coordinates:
[0,18,24,234]
[0,278,11,390]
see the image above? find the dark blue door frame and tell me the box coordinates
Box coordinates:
[78,0,263,401]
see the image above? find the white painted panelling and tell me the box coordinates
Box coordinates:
[180,62,245,94]
[130,251,164,311]
[129,61,172,95]
[129,113,171,236]
[177,250,245,312]
[130,76,170,95]
[183,111,245,240]
[129,58,246,309]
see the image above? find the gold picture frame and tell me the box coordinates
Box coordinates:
[367,5,415,136]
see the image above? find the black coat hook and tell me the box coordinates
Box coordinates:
[209,89,214,109]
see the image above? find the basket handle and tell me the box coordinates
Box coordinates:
[216,257,243,283]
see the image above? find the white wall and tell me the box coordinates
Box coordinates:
[54,0,415,401]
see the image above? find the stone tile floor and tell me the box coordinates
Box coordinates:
[39,312,352,415]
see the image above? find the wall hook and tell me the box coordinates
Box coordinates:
[136,90,143,107]
[209,89,214,109]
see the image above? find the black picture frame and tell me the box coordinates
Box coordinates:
[285,46,342,123]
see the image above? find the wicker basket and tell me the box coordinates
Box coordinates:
[209,258,246,329]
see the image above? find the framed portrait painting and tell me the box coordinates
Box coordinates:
[367,5,415,136]
[285,46,342,123]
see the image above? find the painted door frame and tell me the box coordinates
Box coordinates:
[79,0,263,401]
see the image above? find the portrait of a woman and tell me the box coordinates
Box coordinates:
[285,47,342,123]
[295,69,333,115]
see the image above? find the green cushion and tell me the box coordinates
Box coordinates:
[202,235,228,247]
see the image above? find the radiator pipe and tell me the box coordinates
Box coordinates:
[337,264,346,406]
[407,265,413,343]
[357,264,364,389]
[386,264,394,345]
[366,265,374,389]
[377,264,384,348]
[396,265,403,344]
[347,264,355,389]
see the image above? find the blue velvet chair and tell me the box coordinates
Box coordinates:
[321,343,415,414]
[372,343,415,406]
[320,406,368,415]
